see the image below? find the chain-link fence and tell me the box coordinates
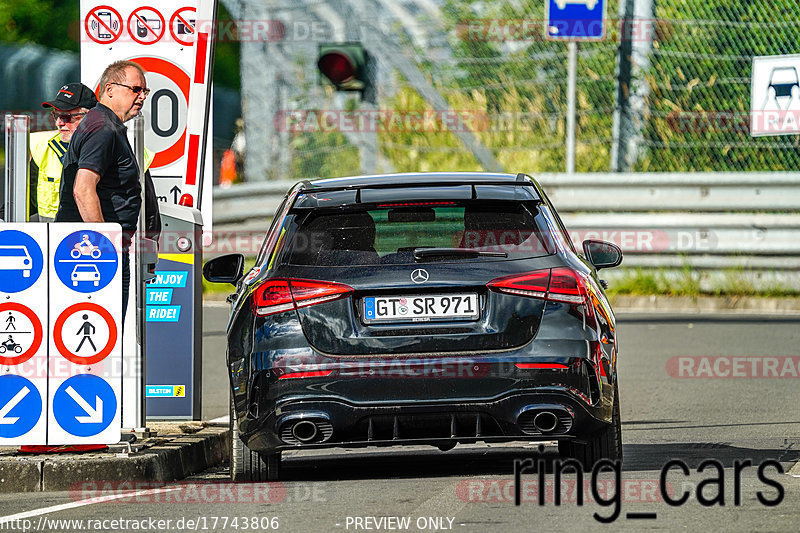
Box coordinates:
[227,0,800,181]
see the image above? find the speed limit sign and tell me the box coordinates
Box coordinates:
[132,56,189,169]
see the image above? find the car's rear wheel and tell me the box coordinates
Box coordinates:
[229,395,281,481]
[558,382,622,470]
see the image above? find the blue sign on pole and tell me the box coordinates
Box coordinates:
[0,375,42,438]
[0,230,44,293]
[546,0,606,40]
[53,230,118,293]
[52,374,117,437]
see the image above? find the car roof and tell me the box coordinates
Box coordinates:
[304,172,537,190]
[291,172,542,209]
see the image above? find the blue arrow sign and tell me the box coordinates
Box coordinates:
[0,375,42,438]
[0,230,44,293]
[546,0,606,40]
[53,374,117,436]
[53,230,118,293]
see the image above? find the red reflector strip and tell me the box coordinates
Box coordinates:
[377,201,457,207]
[515,363,569,369]
[194,33,209,83]
[278,370,334,380]
[184,134,200,185]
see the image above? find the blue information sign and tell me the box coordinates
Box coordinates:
[0,375,42,438]
[53,230,118,293]
[546,0,606,40]
[0,230,44,293]
[52,374,117,436]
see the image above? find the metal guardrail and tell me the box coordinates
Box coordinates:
[211,173,800,288]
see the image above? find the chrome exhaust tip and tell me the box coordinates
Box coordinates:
[532,411,559,433]
[291,420,319,443]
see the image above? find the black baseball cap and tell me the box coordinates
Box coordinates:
[41,83,98,110]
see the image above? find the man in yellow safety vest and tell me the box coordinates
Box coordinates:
[31,83,98,221]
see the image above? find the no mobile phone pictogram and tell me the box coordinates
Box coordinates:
[170,7,197,46]
[85,5,123,45]
[128,6,166,45]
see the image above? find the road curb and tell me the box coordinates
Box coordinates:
[0,424,230,493]
[610,295,800,315]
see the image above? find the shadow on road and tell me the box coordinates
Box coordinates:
[279,442,799,481]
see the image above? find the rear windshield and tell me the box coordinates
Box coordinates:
[286,203,554,266]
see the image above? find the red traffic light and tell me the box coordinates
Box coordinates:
[317,52,356,84]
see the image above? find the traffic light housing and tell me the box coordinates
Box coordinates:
[317,43,371,94]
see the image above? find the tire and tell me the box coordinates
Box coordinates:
[229,394,281,481]
[558,382,622,470]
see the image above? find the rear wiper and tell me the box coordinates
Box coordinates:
[413,247,508,261]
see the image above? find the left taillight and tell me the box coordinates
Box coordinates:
[252,278,354,317]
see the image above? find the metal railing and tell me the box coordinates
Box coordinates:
[211,173,800,290]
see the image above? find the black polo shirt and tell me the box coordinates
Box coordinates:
[56,103,142,230]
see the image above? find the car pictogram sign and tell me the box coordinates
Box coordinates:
[170,7,196,47]
[0,303,43,366]
[52,374,117,437]
[53,230,118,293]
[85,5,123,45]
[0,230,44,293]
[53,303,118,365]
[128,7,166,45]
[0,375,43,439]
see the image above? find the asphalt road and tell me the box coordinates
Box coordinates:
[0,306,798,532]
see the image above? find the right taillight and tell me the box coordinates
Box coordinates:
[488,267,589,304]
[547,267,589,304]
[487,269,550,299]
[252,278,354,316]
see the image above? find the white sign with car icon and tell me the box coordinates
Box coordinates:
[751,54,800,136]
[554,0,599,9]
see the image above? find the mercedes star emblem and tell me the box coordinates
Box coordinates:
[411,269,429,284]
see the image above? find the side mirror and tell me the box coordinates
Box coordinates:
[203,254,245,285]
[582,240,622,270]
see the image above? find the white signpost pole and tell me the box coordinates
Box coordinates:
[3,115,31,222]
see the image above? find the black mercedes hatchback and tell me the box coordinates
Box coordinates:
[204,172,623,480]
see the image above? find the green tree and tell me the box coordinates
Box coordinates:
[0,0,80,51]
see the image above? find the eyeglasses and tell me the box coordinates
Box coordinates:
[110,82,151,96]
[51,111,87,123]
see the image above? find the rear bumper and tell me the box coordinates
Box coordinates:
[239,388,612,454]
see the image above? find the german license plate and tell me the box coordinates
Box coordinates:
[363,294,479,323]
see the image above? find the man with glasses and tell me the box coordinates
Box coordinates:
[56,60,156,315]
[29,83,97,222]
